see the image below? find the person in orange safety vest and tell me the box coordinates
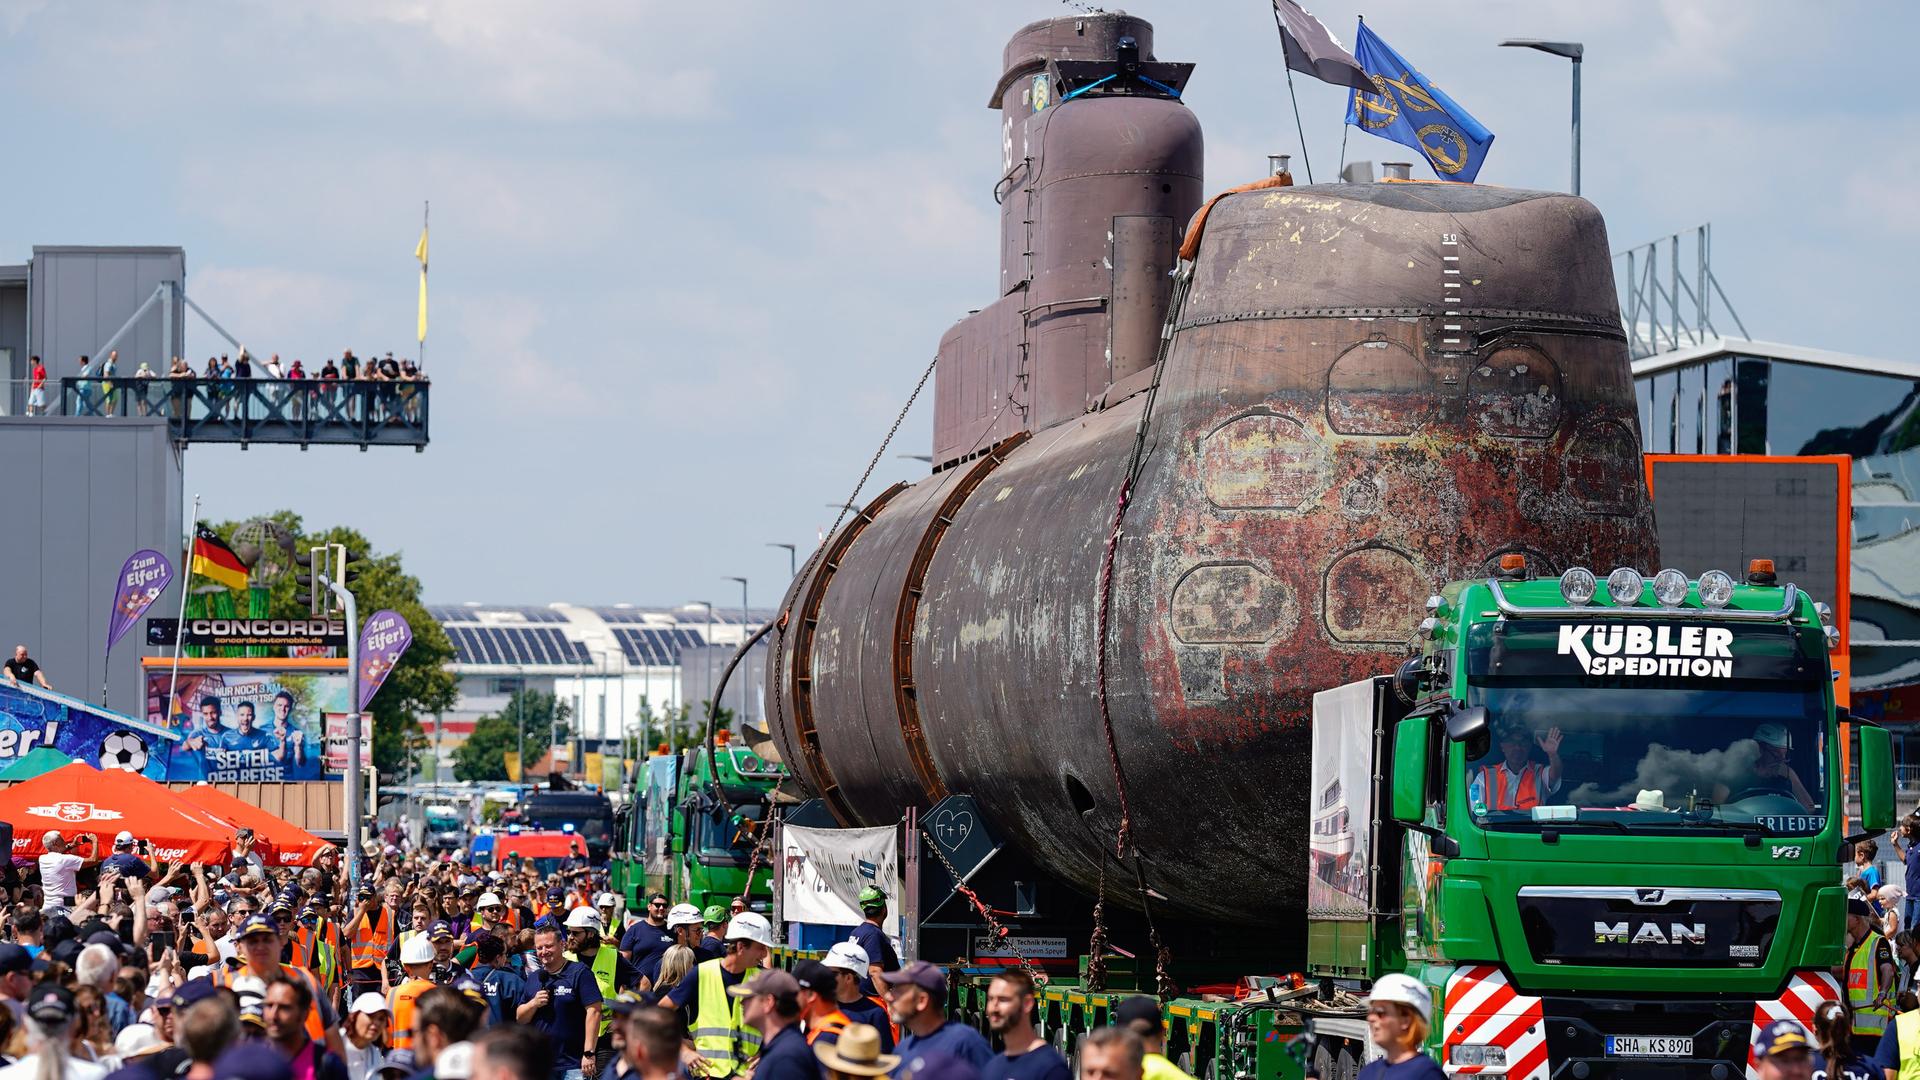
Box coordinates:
[1469,724,1564,813]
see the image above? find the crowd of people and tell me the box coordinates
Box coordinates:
[22,348,426,424]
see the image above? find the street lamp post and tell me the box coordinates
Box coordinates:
[1499,39,1583,196]
[693,601,714,742]
[767,542,797,579]
[724,576,749,726]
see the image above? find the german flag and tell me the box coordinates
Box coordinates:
[189,523,249,590]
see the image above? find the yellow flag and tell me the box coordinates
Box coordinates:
[504,750,521,783]
[415,225,429,343]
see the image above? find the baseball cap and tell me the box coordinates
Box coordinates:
[25,983,73,1024]
[400,935,435,965]
[877,961,946,995]
[666,903,703,929]
[792,960,836,994]
[114,1023,166,1059]
[436,1042,474,1080]
[86,930,132,956]
[235,914,280,940]
[1366,973,1433,1024]
[0,943,31,975]
[428,920,457,941]
[350,992,390,1016]
[564,907,604,932]
[173,978,221,1008]
[824,940,870,973]
[380,1050,417,1078]
[1113,996,1162,1029]
[1754,1019,1810,1059]
[607,990,651,1015]
[114,831,137,848]
[726,970,800,999]
[212,1043,293,1080]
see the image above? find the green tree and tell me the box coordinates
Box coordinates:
[452,689,573,782]
[203,512,457,779]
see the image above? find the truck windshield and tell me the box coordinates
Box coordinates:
[698,802,764,865]
[1464,619,1830,836]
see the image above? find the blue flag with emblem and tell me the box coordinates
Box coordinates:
[1344,20,1494,182]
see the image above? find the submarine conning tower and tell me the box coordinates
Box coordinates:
[933,14,1204,470]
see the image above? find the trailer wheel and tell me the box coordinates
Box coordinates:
[1310,1043,1333,1080]
[1335,1043,1359,1080]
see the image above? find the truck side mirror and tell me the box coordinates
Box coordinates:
[1392,715,1431,824]
[1860,723,1895,833]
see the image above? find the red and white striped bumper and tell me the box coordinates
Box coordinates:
[1441,964,1548,1078]
[1745,971,1841,1080]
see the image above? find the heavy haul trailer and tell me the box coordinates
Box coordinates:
[752,9,1898,1080]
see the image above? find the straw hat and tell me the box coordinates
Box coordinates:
[1631,789,1665,812]
[814,1024,900,1077]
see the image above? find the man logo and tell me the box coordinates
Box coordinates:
[1634,889,1665,905]
[1594,921,1707,946]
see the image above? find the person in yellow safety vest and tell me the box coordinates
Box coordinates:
[212,913,346,1059]
[291,903,341,994]
[388,934,438,1054]
[820,942,898,1052]
[667,911,776,1079]
[564,906,641,1077]
[1847,897,1899,1056]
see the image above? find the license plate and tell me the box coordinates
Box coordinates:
[1605,1036,1693,1057]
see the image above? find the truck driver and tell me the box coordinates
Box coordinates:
[1468,724,1564,813]
[1712,723,1815,811]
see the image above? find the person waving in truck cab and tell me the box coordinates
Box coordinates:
[1712,723,1815,812]
[1468,724,1563,813]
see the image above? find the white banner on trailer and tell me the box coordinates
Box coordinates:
[781,823,901,942]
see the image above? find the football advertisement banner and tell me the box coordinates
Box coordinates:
[146,670,342,782]
[781,824,901,942]
[106,550,173,656]
[0,682,179,780]
[357,610,412,711]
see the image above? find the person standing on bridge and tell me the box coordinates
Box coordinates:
[4,646,52,692]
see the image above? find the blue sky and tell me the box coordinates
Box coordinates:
[3,1,1912,607]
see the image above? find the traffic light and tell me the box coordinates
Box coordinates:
[294,543,359,616]
[294,545,330,616]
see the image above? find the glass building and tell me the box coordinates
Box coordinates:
[1632,339,1920,729]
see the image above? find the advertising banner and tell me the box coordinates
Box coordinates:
[146,668,342,782]
[180,617,347,650]
[357,610,413,711]
[323,714,374,773]
[0,683,180,780]
[780,824,900,941]
[107,550,173,655]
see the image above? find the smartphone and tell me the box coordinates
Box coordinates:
[149,929,176,956]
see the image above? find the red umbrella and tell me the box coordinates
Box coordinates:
[176,784,331,867]
[0,762,235,864]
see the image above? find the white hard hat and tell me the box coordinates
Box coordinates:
[725,911,777,948]
[476,893,503,909]
[595,893,618,909]
[666,903,703,929]
[1367,973,1432,1024]
[400,934,436,965]
[351,992,391,1016]
[824,940,871,973]
[564,906,604,932]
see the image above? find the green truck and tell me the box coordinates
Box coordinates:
[936,560,1893,1080]
[614,735,783,914]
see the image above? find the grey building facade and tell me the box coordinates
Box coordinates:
[2,246,186,416]
[0,416,184,710]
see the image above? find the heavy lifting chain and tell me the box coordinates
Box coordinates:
[772,350,944,739]
[1085,262,1194,1000]
[917,825,1046,987]
[735,791,777,909]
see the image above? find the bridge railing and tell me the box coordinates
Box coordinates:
[57,376,430,449]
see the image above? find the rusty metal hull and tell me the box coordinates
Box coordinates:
[770,183,1658,923]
